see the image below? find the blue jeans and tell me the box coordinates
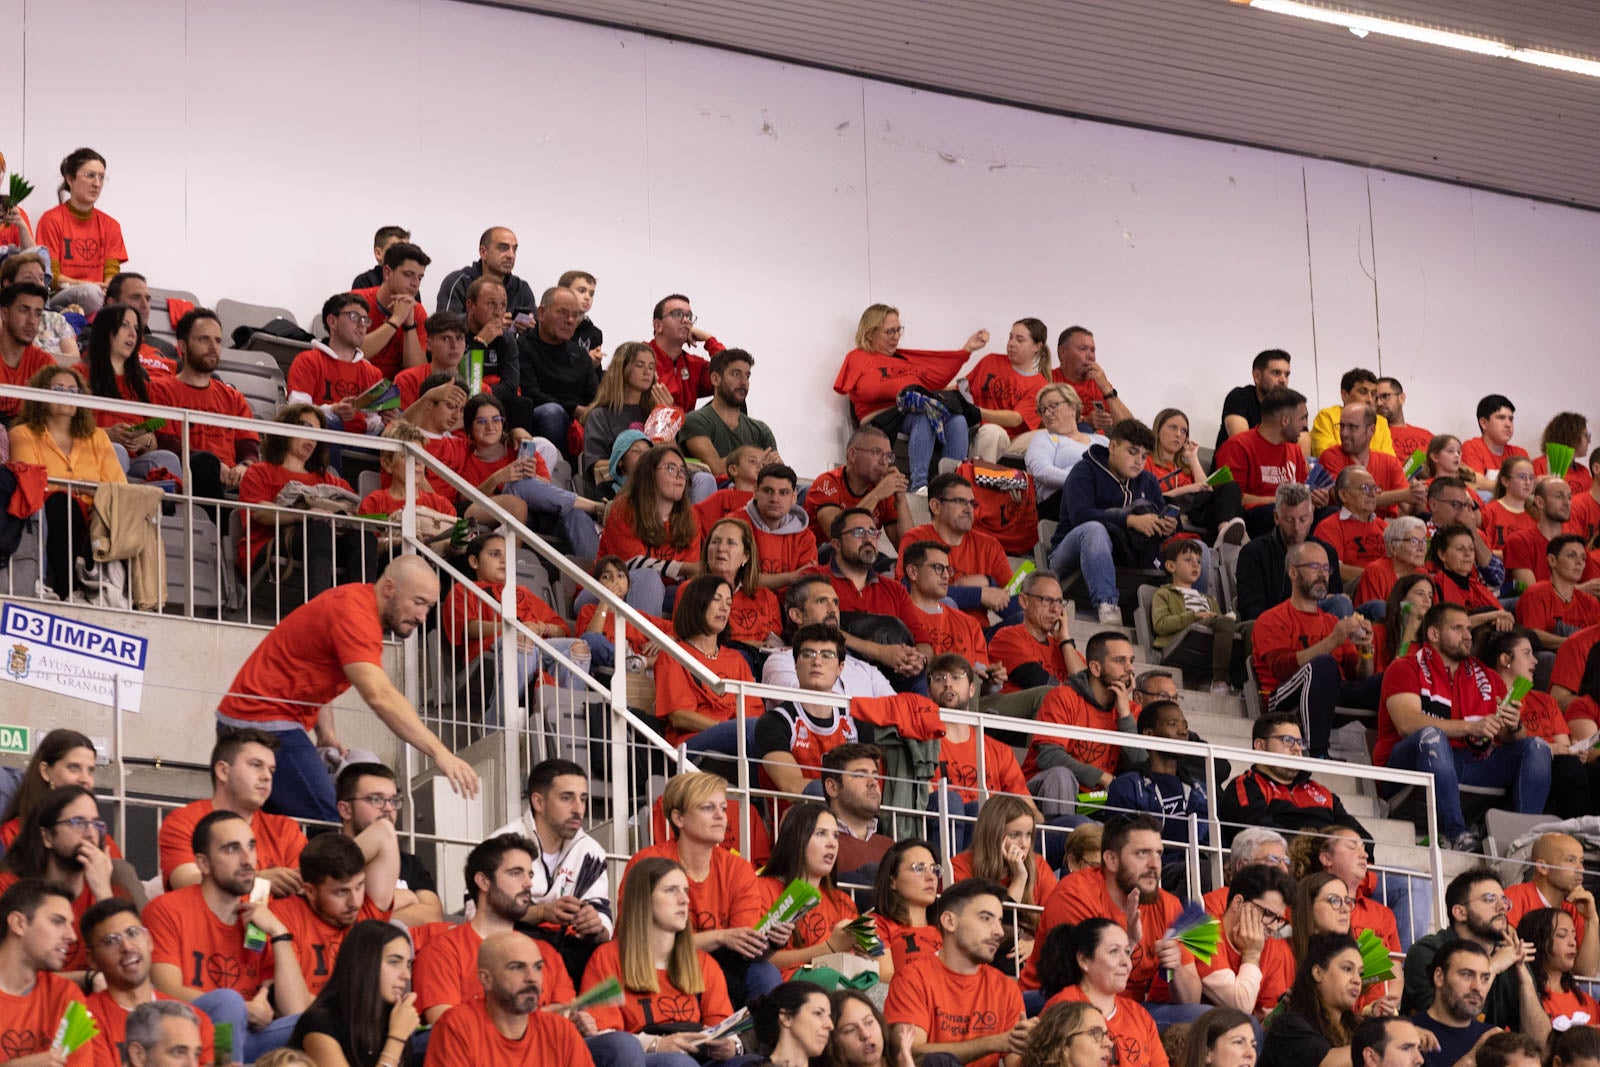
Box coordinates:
[1375,870,1432,951]
[1384,726,1552,837]
[112,444,185,482]
[1048,522,1117,608]
[686,718,759,760]
[575,569,668,621]
[194,989,299,1062]
[484,637,591,728]
[505,477,599,559]
[218,720,339,821]
[907,412,968,491]
[1145,1002,1214,1031]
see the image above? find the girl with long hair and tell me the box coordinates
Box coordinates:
[582,341,676,489]
[755,801,885,980]
[968,318,1052,463]
[1519,906,1600,1028]
[35,147,124,315]
[871,839,943,976]
[290,920,419,1067]
[1145,408,1246,543]
[1037,919,1168,1067]
[745,981,835,1067]
[1422,435,1465,483]
[598,443,704,615]
[579,856,738,1063]
[826,989,948,1067]
[0,729,112,854]
[1428,524,1514,630]
[1534,412,1592,495]
[1175,1008,1258,1067]
[1018,1000,1116,1067]
[1482,455,1539,553]
[653,573,762,756]
[702,516,781,650]
[1259,933,1361,1067]
[2,785,123,972]
[950,795,1055,943]
[1484,628,1600,816]
[77,302,181,479]
[1374,572,1433,671]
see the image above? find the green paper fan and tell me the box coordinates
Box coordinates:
[1172,915,1221,965]
[571,976,626,1010]
[1402,449,1427,479]
[755,879,821,939]
[1206,467,1235,487]
[1547,443,1576,479]
[1357,928,1394,985]
[53,1000,100,1055]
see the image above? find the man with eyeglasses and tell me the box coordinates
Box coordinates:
[83,899,221,1067]
[354,241,431,380]
[287,292,386,436]
[761,574,896,699]
[0,281,63,419]
[804,425,908,547]
[1373,378,1433,460]
[679,348,780,480]
[808,508,928,689]
[335,762,442,926]
[1506,479,1600,593]
[1315,467,1391,584]
[1194,863,1295,1017]
[1251,540,1379,759]
[896,473,1018,626]
[1378,602,1551,852]
[1309,368,1396,460]
[515,286,600,454]
[989,571,1085,694]
[0,881,94,1067]
[1424,477,1504,590]
[903,541,1000,688]
[1401,867,1549,1038]
[273,832,397,997]
[753,624,866,795]
[649,293,725,414]
[1317,402,1426,517]
[487,758,612,985]
[1219,715,1373,854]
[435,226,537,323]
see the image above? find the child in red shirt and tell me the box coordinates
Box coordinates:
[575,556,675,671]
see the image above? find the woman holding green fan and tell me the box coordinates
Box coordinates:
[1533,413,1591,497]
[1373,574,1434,671]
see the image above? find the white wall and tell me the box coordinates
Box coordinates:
[9,0,1599,475]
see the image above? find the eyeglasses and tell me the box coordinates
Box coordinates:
[881,326,906,338]
[903,861,936,875]
[663,309,697,324]
[1293,563,1332,575]
[1266,733,1304,751]
[795,648,840,662]
[928,671,969,685]
[353,793,403,811]
[49,385,83,394]
[1475,892,1509,908]
[1399,537,1427,548]
[340,310,372,326]
[1022,593,1065,608]
[93,925,149,951]
[473,416,504,427]
[1320,893,1357,911]
[53,816,108,836]
[1068,1028,1112,1044]
[1251,901,1289,929]
[1038,400,1075,416]
[850,446,893,461]
[917,562,952,576]
[936,497,977,509]
[1348,484,1380,496]
[659,463,687,477]
[840,527,880,540]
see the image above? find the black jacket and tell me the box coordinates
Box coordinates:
[434,261,538,318]
[1235,528,1344,621]
[517,330,600,415]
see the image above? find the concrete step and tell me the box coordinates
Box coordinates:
[1186,709,1253,745]
[1368,816,1419,847]
[1183,689,1249,719]
[1376,842,1487,881]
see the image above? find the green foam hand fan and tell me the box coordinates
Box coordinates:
[1402,449,1427,479]
[1164,902,1221,966]
[1547,443,1576,479]
[1358,928,1395,986]
[846,910,885,957]
[571,976,626,1010]
[1076,790,1108,816]
[52,1000,100,1056]
[1206,467,1234,487]
[755,879,821,940]
[1502,675,1533,709]
[1005,561,1036,596]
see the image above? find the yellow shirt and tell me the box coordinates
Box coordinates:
[8,423,128,495]
[1309,405,1394,459]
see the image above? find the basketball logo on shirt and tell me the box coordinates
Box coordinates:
[941,758,978,790]
[797,909,833,946]
[1,1028,48,1058]
[1115,1032,1147,1066]
[691,907,717,931]
[206,953,244,989]
[654,994,699,1023]
[62,236,103,265]
[730,606,762,634]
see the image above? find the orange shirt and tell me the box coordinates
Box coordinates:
[579,940,732,1034]
[623,840,763,933]
[749,522,819,582]
[412,923,573,1017]
[156,800,308,890]
[653,641,761,747]
[803,466,899,544]
[0,345,60,417]
[1541,985,1599,1029]
[1023,867,1186,996]
[1461,438,1527,483]
[1504,881,1587,944]
[1251,601,1359,696]
[442,580,569,662]
[908,602,989,666]
[87,991,216,1067]
[1313,512,1389,570]
[832,347,968,423]
[883,953,1025,1067]
[234,463,356,572]
[597,499,702,565]
[752,877,859,978]
[286,346,383,414]
[1516,582,1600,635]
[276,894,392,997]
[968,352,1047,437]
[0,872,128,973]
[1194,933,1296,1017]
[988,623,1070,693]
[358,487,458,518]
[575,602,672,654]
[353,288,429,382]
[426,995,592,1067]
[875,915,942,975]
[727,586,781,645]
[0,970,93,1067]
[144,885,275,999]
[36,204,127,284]
[949,851,1059,906]
[1023,684,1131,780]
[895,523,1010,623]
[159,377,260,467]
[692,487,752,532]
[215,583,386,730]
[938,730,1030,804]
[1046,985,1168,1067]
[1480,499,1537,554]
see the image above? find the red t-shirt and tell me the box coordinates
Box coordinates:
[597,499,702,565]
[412,923,572,1016]
[1145,457,1194,491]
[0,206,31,247]
[1213,429,1304,499]
[651,337,721,415]
[286,346,383,424]
[87,991,215,1067]
[805,562,924,632]
[393,363,487,410]
[1389,424,1434,460]
[752,877,859,978]
[1194,933,1296,1017]
[574,602,672,654]
[875,915,942,976]
[353,288,429,381]
[1023,866,1187,996]
[1504,881,1587,944]
[1313,512,1389,569]
[277,894,392,997]
[803,466,899,544]
[138,345,177,377]
[0,970,93,1067]
[145,885,275,998]
[0,345,59,417]
[988,623,1070,693]
[1023,684,1132,780]
[1051,372,1108,414]
[72,362,171,428]
[883,953,1025,1067]
[1354,558,1405,606]
[1251,600,1359,696]
[727,586,781,645]
[441,580,569,661]
[623,840,763,932]
[427,995,592,1067]
[693,487,752,532]
[907,602,989,665]
[968,352,1047,437]
[160,377,260,466]
[216,583,386,729]
[36,204,127,283]
[1045,985,1168,1067]
[1461,438,1527,482]
[579,940,731,1034]
[749,521,819,582]
[653,641,761,747]
[156,800,308,889]
[358,487,458,518]
[832,347,969,423]
[1516,582,1600,634]
[950,851,1059,905]
[1552,624,1600,694]
[1480,499,1537,553]
[1519,689,1571,743]
[1506,528,1600,583]
[1375,646,1503,765]
[0,820,124,858]
[895,523,1010,624]
[1316,449,1408,513]
[235,463,356,572]
[1431,569,1502,613]
[937,730,1030,804]
[1568,492,1600,543]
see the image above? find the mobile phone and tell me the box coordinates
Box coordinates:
[1161,504,1182,520]
[513,311,534,327]
[518,439,539,463]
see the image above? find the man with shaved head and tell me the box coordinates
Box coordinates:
[216,556,480,820]
[435,226,537,323]
[1503,832,1600,974]
[425,932,594,1067]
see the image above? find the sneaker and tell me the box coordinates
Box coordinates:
[912,486,929,497]
[1097,602,1123,625]
[624,654,647,674]
[1209,681,1235,696]
[1215,517,1248,548]
[1446,831,1483,853]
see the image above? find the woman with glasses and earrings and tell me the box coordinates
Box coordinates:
[1517,907,1599,1029]
[0,785,126,973]
[8,364,126,601]
[1427,524,1514,631]
[1353,517,1430,617]
[1482,455,1538,555]
[871,840,943,977]
[1176,1008,1259,1067]
[1372,572,1433,671]
[1026,384,1105,520]
[598,443,704,616]
[290,919,421,1067]
[1259,933,1362,1067]
[834,303,988,494]
[654,573,762,758]
[1018,1000,1117,1067]
[1,729,113,855]
[1036,918,1168,1067]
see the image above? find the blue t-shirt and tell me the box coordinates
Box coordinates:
[1410,1011,1490,1067]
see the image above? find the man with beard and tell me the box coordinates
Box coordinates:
[679,348,780,480]
[822,743,896,883]
[1401,868,1550,1040]
[274,834,397,997]
[1251,540,1379,759]
[1378,603,1552,852]
[1023,633,1146,816]
[0,882,92,1067]
[897,473,1018,626]
[0,787,129,975]
[335,763,443,926]
[1506,479,1600,591]
[146,811,310,1061]
[157,309,259,501]
[1352,1017,1430,1067]
[1023,814,1206,1027]
[158,732,306,894]
[487,759,612,986]
[425,932,593,1067]
[0,282,57,419]
[82,900,219,1067]
[884,879,1032,1067]
[215,556,480,821]
[806,509,927,690]
[761,575,896,698]
[514,286,600,452]
[1408,941,1497,1067]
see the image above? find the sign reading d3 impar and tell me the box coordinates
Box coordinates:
[0,603,146,713]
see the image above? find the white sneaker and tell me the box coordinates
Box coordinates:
[1209,681,1235,696]
[912,486,929,497]
[1097,602,1123,625]
[1214,517,1248,548]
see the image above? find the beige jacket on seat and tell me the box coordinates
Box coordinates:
[90,482,167,610]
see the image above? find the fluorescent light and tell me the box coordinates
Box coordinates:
[1237,0,1600,79]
